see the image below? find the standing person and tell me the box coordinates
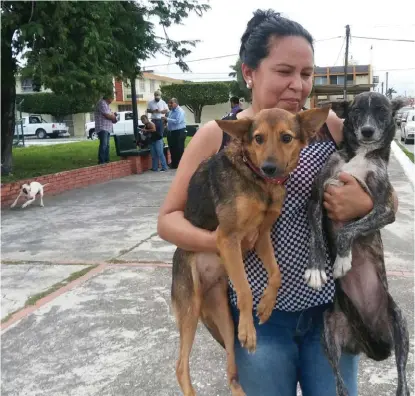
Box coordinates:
[165,98,186,169]
[140,115,168,172]
[95,94,117,164]
[147,90,168,141]
[157,9,399,396]
[230,96,242,115]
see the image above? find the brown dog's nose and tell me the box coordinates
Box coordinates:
[261,162,278,177]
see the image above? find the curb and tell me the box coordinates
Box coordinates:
[391,140,414,187]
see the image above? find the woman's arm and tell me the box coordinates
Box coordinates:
[157,121,224,252]
[324,111,399,222]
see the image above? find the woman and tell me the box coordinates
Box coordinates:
[158,10,396,396]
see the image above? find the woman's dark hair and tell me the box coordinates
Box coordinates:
[240,9,314,69]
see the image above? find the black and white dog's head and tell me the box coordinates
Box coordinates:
[342,92,405,153]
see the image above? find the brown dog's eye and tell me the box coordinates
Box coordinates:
[281,134,293,143]
[254,135,264,144]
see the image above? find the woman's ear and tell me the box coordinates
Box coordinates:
[241,63,254,88]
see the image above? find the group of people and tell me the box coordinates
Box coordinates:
[94,90,187,171]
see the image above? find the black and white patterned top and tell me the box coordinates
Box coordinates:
[221,113,337,312]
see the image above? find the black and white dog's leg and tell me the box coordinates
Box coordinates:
[305,153,342,289]
[322,309,352,396]
[10,192,23,208]
[388,296,410,396]
[334,173,395,279]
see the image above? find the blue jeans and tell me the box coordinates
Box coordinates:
[98,130,110,164]
[231,303,359,396]
[150,138,168,171]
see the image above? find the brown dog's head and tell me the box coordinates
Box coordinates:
[216,107,330,178]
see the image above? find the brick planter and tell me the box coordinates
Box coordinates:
[1,150,171,208]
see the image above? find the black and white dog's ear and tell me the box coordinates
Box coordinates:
[391,98,406,116]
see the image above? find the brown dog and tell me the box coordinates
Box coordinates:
[171,106,330,395]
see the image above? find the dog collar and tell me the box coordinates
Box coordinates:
[241,152,290,185]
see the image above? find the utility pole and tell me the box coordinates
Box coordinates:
[343,25,351,100]
[385,71,389,93]
[130,75,139,141]
[381,82,384,94]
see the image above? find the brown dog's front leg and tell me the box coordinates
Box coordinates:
[255,229,281,324]
[217,228,256,353]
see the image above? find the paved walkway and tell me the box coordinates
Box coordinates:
[1,153,414,396]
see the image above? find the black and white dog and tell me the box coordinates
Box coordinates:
[304,92,409,396]
[10,182,48,209]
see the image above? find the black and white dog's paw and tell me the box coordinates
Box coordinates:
[333,252,352,279]
[304,269,327,290]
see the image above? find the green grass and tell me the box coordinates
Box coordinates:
[1,265,97,324]
[2,136,193,183]
[396,140,414,163]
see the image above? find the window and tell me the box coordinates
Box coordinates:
[149,79,156,93]
[329,75,354,85]
[22,79,33,92]
[124,112,134,120]
[139,79,145,91]
[118,105,133,112]
[314,76,327,85]
[29,116,41,124]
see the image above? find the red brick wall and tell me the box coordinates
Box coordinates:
[114,80,124,102]
[1,149,172,208]
[1,160,132,208]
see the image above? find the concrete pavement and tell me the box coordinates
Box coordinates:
[1,152,414,395]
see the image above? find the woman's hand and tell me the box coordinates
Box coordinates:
[323,172,373,222]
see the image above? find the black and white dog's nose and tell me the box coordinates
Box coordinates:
[361,126,375,138]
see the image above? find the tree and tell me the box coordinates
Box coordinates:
[1,0,209,175]
[15,93,94,121]
[228,59,251,102]
[161,82,230,123]
[386,87,397,99]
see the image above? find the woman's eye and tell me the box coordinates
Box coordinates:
[282,134,293,143]
[255,135,264,144]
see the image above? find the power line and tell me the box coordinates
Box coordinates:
[333,36,346,66]
[373,67,415,71]
[352,36,415,42]
[144,37,343,68]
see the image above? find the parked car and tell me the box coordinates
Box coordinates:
[396,106,414,127]
[401,109,415,143]
[14,114,69,139]
[85,111,144,140]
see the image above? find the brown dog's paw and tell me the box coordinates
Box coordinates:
[238,316,256,353]
[256,288,277,324]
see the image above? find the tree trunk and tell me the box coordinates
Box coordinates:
[1,25,17,176]
[194,106,203,123]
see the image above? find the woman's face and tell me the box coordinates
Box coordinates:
[243,36,314,114]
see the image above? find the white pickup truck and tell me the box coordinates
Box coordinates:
[85,111,144,140]
[15,114,69,139]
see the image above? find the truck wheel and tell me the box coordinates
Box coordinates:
[89,129,98,140]
[36,128,47,139]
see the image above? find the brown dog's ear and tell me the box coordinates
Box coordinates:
[297,106,331,141]
[215,118,253,140]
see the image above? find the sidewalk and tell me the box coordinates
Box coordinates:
[1,154,413,396]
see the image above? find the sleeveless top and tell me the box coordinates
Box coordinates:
[220,113,337,312]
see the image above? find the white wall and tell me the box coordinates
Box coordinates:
[182,102,234,125]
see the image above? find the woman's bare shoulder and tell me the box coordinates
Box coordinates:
[326,109,344,145]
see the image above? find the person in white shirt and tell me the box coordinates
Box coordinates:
[147,90,168,139]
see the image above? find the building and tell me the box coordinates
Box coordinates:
[310,64,375,109]
[111,72,184,116]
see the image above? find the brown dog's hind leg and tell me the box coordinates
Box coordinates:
[216,229,256,353]
[172,264,201,396]
[201,280,246,396]
[255,229,281,324]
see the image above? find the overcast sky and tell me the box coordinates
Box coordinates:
[143,0,415,96]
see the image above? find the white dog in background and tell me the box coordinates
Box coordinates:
[10,182,49,209]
